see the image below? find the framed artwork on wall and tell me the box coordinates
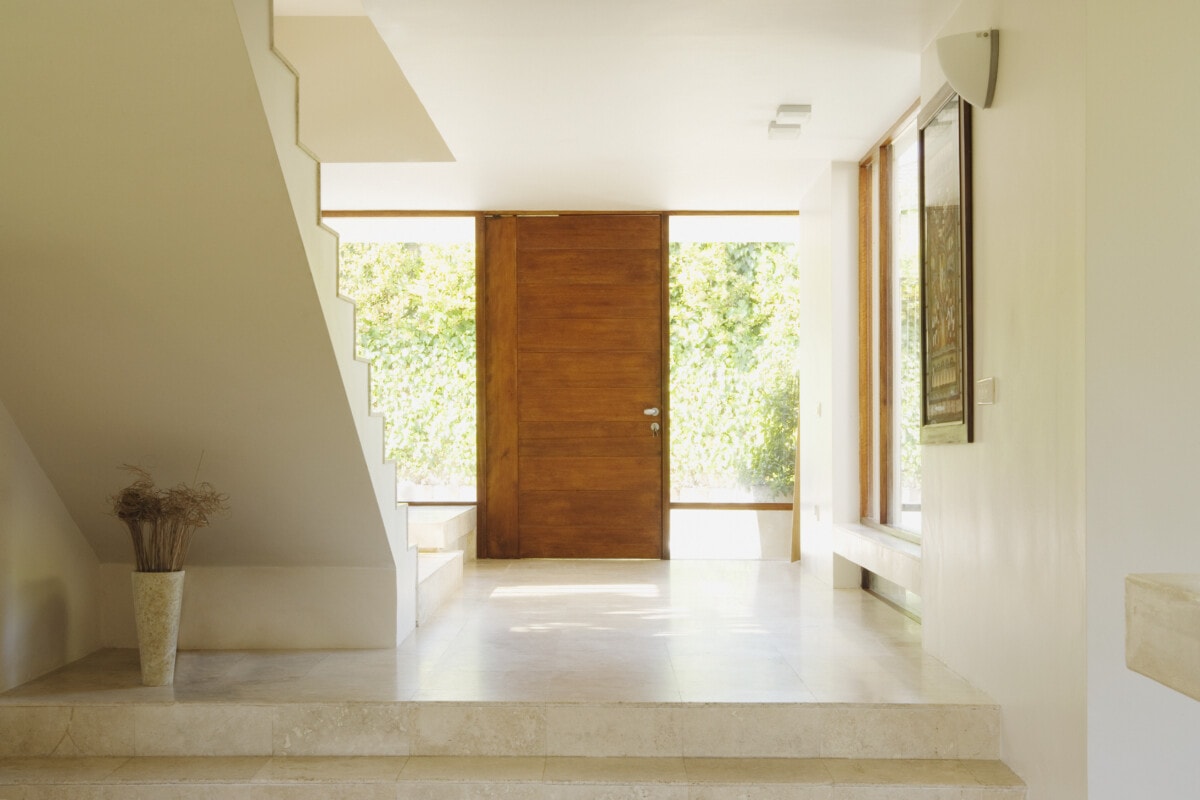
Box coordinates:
[918,84,973,444]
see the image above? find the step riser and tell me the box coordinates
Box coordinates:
[0,703,1000,760]
[1,756,1026,799]
[11,783,1026,799]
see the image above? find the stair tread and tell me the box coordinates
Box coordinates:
[0,756,1025,789]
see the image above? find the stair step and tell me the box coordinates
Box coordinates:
[0,756,1026,798]
[417,550,464,624]
[0,700,1000,760]
[410,505,477,554]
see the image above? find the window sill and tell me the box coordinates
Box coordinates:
[831,522,921,595]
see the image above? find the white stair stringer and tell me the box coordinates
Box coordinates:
[231,0,416,630]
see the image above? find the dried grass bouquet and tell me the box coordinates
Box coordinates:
[111,465,228,572]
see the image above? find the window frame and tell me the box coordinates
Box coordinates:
[858,101,921,539]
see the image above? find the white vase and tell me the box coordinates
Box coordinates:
[131,570,185,686]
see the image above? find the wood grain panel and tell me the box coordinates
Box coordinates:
[519,420,653,440]
[519,284,660,319]
[483,214,665,559]
[519,350,660,388]
[518,317,659,352]
[858,162,873,520]
[516,249,660,286]
[519,456,660,492]
[518,434,659,458]
[520,489,661,529]
[517,215,661,250]
[519,387,661,422]
[481,216,520,557]
[518,528,661,559]
[877,148,893,525]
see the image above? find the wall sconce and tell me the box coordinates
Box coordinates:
[936,29,999,108]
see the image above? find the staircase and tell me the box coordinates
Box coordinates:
[413,506,477,624]
[232,0,408,559]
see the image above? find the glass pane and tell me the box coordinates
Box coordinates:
[669,216,800,504]
[891,126,922,533]
[328,217,477,502]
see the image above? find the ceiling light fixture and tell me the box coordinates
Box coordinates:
[775,104,812,125]
[768,104,811,140]
[768,121,803,140]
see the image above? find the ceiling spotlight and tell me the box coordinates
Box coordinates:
[768,121,803,140]
[775,104,812,125]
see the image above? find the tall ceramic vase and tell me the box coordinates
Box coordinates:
[131,571,185,686]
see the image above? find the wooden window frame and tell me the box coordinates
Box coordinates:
[858,102,920,532]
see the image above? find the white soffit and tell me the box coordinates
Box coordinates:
[274,16,452,163]
[319,0,923,211]
[275,0,367,15]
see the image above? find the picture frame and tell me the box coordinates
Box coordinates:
[918,84,973,444]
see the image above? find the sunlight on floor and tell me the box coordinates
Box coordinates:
[491,584,660,599]
[669,509,792,560]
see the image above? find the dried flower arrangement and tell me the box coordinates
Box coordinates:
[111,465,228,572]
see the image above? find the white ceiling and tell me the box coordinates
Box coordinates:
[288,0,926,211]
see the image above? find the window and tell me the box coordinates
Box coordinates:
[860,106,922,538]
[667,214,800,560]
[325,215,478,504]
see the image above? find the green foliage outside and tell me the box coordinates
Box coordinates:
[669,241,800,501]
[338,238,802,504]
[898,251,923,496]
[338,242,477,495]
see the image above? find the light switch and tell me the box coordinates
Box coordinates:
[977,376,996,405]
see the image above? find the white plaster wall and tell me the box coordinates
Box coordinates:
[796,163,859,579]
[830,163,860,526]
[1085,1,1200,796]
[796,169,835,577]
[918,2,1087,798]
[273,16,452,163]
[99,564,399,649]
[0,400,99,692]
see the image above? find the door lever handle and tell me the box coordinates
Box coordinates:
[643,407,660,417]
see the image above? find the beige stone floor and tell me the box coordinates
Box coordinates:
[1,559,990,706]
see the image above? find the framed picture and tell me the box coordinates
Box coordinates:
[918,84,973,444]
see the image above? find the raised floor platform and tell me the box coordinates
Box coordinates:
[0,560,1024,797]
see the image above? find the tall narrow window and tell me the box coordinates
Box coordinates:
[889,124,922,534]
[860,106,922,540]
[325,215,477,503]
[668,214,800,559]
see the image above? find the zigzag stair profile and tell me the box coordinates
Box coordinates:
[232,0,408,551]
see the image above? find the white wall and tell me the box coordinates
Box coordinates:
[796,163,860,580]
[1085,1,1200,797]
[0,400,99,692]
[918,2,1087,799]
[99,564,400,649]
[0,1,414,650]
[273,16,452,163]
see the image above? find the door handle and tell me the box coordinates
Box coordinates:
[643,407,660,417]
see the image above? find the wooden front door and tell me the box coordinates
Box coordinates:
[481,214,666,558]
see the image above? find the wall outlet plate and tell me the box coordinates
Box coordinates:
[977,376,996,405]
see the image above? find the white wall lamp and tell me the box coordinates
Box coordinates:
[935,29,999,108]
[768,104,811,139]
